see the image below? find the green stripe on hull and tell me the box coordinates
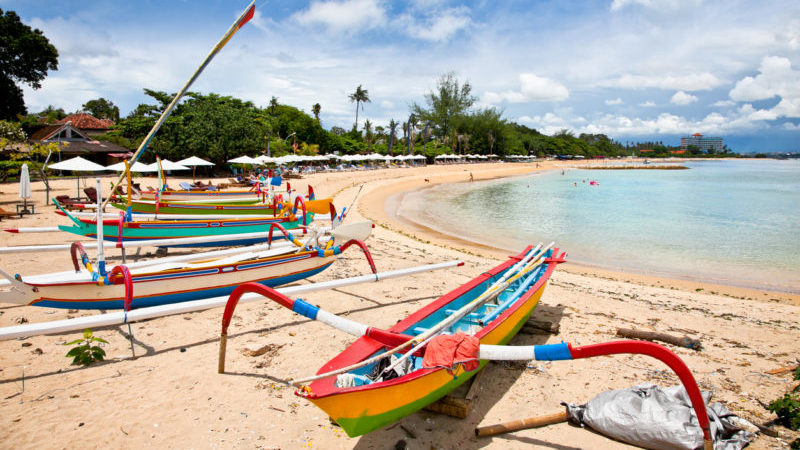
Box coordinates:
[333,361,485,437]
[331,295,544,437]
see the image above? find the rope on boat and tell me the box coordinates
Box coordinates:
[379,243,553,378]
[290,243,553,386]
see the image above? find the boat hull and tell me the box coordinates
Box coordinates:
[58,216,309,247]
[138,189,259,202]
[304,246,559,436]
[23,252,335,310]
[112,198,332,216]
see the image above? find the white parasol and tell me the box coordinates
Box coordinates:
[47,156,108,199]
[18,163,32,213]
[176,156,214,181]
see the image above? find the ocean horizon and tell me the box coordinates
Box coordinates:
[398,159,800,294]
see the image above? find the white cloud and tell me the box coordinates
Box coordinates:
[609,73,722,91]
[783,122,800,130]
[605,98,624,105]
[671,91,698,105]
[292,0,387,33]
[400,7,471,42]
[483,73,568,104]
[639,101,656,107]
[729,56,800,118]
[712,100,735,107]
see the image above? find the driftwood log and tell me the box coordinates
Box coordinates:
[475,410,569,437]
[519,318,560,335]
[616,328,702,351]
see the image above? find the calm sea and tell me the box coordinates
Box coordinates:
[398,160,800,293]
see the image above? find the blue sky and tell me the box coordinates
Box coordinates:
[3,0,799,152]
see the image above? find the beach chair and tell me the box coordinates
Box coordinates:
[0,206,19,220]
[55,195,84,211]
[179,182,198,191]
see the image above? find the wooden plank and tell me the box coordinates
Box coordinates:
[424,367,487,419]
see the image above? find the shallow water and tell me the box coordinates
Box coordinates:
[399,160,800,293]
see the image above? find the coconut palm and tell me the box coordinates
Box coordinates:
[269,96,279,115]
[387,119,398,155]
[364,119,373,151]
[348,85,371,130]
[312,103,321,122]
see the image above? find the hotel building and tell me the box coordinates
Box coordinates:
[680,133,723,153]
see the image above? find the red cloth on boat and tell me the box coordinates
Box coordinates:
[422,333,480,372]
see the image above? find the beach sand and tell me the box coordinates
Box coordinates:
[1,162,798,449]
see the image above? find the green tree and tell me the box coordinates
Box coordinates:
[82,98,120,121]
[0,9,59,120]
[348,84,370,130]
[411,72,477,142]
[312,103,321,122]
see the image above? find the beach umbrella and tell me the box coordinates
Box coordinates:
[18,163,32,213]
[153,159,190,171]
[48,156,108,198]
[176,156,214,181]
[227,155,259,165]
[106,161,158,172]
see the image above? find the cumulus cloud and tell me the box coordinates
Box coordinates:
[729,56,800,118]
[292,0,387,33]
[712,100,735,107]
[605,98,624,105]
[400,7,471,42]
[608,73,722,91]
[483,73,569,104]
[639,101,656,107]
[671,91,698,105]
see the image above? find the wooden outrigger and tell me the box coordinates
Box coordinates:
[0,223,372,310]
[217,245,714,448]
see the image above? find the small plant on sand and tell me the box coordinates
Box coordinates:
[64,328,108,366]
[767,366,800,431]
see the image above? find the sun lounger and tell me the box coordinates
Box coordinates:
[0,207,19,220]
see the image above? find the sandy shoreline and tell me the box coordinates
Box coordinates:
[1,163,798,449]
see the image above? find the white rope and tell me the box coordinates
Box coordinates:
[290,243,553,386]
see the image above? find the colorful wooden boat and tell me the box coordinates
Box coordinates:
[0,232,374,310]
[57,214,313,247]
[292,245,564,436]
[110,197,333,216]
[219,245,564,436]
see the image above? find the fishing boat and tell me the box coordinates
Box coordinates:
[0,225,374,310]
[110,196,333,217]
[218,245,715,447]
[56,213,317,247]
[219,244,565,436]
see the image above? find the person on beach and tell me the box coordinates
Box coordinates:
[469,172,474,182]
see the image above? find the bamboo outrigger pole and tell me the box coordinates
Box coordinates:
[101,1,257,211]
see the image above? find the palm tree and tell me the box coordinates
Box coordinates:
[269,96,279,115]
[364,119,373,151]
[312,103,321,122]
[387,119,397,155]
[348,85,371,130]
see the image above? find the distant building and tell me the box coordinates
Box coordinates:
[56,113,115,137]
[681,133,723,153]
[29,121,131,165]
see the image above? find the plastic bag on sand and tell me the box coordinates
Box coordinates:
[564,383,753,450]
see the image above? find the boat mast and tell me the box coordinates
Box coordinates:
[101,1,257,211]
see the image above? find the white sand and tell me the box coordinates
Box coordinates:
[0,162,798,449]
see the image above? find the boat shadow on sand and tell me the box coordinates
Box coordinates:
[352,302,570,450]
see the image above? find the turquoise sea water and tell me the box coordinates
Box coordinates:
[398,160,800,293]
